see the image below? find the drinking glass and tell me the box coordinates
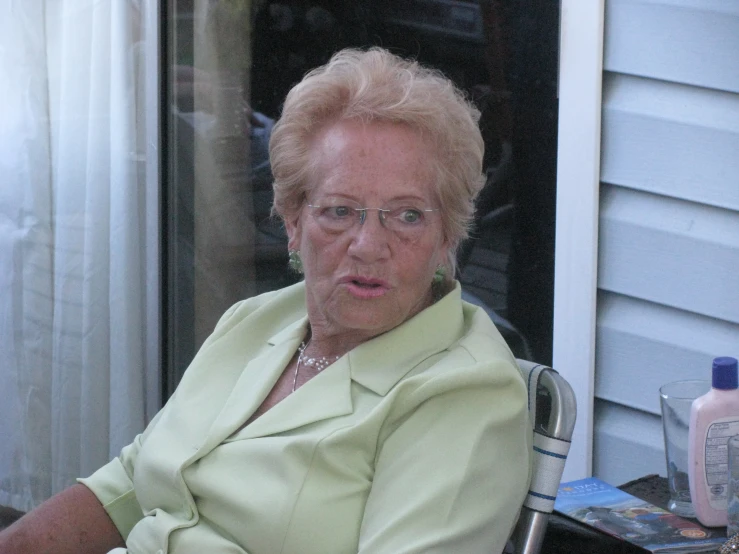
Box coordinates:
[727,435,739,536]
[659,380,711,517]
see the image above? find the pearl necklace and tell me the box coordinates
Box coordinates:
[292,340,340,392]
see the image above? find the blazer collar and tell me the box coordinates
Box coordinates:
[264,281,465,398]
[267,314,308,347]
[200,282,464,444]
[348,282,464,396]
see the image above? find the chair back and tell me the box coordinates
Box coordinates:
[509,360,577,554]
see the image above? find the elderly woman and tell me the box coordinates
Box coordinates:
[0,48,530,554]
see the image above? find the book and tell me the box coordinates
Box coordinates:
[554,477,727,553]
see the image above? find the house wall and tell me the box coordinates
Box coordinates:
[594,0,739,485]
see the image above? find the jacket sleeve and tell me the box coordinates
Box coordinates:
[77,410,163,539]
[357,361,531,554]
[77,300,247,539]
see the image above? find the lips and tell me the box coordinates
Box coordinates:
[339,276,390,298]
[347,276,387,287]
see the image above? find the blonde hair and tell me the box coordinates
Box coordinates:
[270,47,485,276]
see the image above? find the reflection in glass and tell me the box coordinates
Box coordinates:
[166,0,559,390]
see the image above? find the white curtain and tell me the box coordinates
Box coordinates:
[0,0,154,511]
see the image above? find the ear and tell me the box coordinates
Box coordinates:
[285,214,302,250]
[436,237,452,269]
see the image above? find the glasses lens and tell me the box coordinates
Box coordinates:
[382,206,432,240]
[308,202,360,231]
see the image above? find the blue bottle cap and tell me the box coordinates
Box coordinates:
[713,356,739,390]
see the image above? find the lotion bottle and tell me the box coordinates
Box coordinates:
[688,356,739,527]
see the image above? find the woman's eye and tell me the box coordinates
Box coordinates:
[330,206,352,218]
[400,209,422,224]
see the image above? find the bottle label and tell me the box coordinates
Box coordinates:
[704,418,739,510]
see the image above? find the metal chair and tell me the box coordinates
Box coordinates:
[508,360,577,554]
[461,289,533,361]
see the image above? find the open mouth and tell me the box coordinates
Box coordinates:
[352,280,381,288]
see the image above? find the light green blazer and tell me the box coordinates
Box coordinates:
[81,281,531,554]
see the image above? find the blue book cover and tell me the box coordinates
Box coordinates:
[554,477,727,552]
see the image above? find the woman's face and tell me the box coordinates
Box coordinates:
[285,120,449,344]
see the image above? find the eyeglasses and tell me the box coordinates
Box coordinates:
[306,199,439,241]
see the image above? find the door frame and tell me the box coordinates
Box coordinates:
[552,0,605,481]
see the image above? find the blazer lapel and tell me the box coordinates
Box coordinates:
[188,283,464,453]
[194,316,354,448]
[233,285,464,440]
[192,319,308,454]
[235,356,354,440]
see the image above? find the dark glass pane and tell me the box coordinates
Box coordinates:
[165,0,558,391]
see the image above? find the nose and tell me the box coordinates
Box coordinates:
[346,210,391,262]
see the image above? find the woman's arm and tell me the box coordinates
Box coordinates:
[0,484,125,554]
[0,297,273,554]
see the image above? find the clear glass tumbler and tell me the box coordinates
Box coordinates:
[727,435,739,537]
[659,379,711,518]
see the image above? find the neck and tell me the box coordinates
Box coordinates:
[301,332,367,361]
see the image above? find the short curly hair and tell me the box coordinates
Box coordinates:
[270,47,485,276]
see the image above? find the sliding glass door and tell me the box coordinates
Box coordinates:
[164,0,560,392]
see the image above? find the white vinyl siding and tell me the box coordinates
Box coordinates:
[593,0,739,486]
[603,0,739,94]
[601,74,739,212]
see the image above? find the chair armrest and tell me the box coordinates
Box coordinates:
[511,360,577,554]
